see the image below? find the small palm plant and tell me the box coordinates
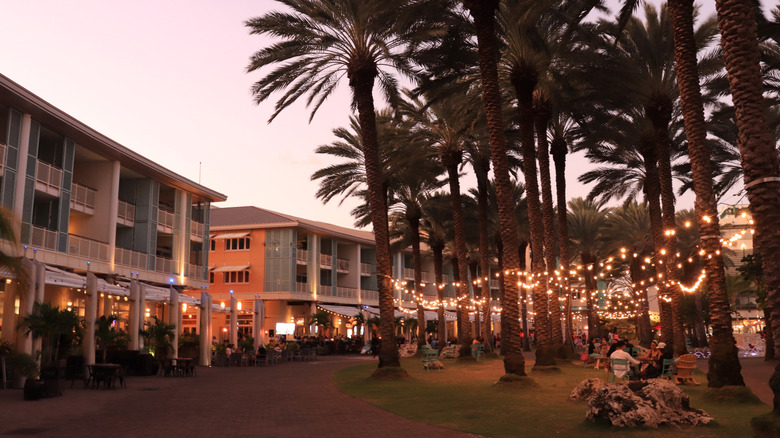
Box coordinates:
[139,317,175,360]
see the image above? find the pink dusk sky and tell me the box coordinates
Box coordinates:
[0,1,748,230]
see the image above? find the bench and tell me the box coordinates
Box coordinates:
[471,344,485,361]
[673,353,700,385]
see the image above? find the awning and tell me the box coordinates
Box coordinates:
[211,264,250,272]
[97,279,129,296]
[0,266,16,279]
[212,232,250,239]
[318,304,362,318]
[45,265,86,288]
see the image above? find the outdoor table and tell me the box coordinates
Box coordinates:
[176,358,194,376]
[593,356,610,370]
[86,363,121,389]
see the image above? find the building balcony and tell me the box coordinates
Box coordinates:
[154,256,173,274]
[403,268,414,280]
[157,209,174,234]
[0,142,6,176]
[360,263,372,276]
[320,284,332,295]
[68,234,109,262]
[30,225,58,251]
[117,200,135,227]
[296,281,307,293]
[190,220,204,242]
[70,182,97,215]
[336,258,349,273]
[296,249,308,265]
[189,263,206,280]
[320,254,332,268]
[115,247,148,271]
[490,278,499,289]
[35,160,62,196]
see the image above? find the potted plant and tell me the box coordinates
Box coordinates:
[140,316,175,374]
[20,302,81,397]
[178,332,200,360]
[9,352,43,400]
[213,342,227,366]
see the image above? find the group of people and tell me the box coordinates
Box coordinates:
[609,340,674,380]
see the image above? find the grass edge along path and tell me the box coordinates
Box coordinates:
[333,356,770,438]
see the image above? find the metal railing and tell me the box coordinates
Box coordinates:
[115,247,148,270]
[68,234,109,262]
[360,263,372,276]
[421,271,432,283]
[117,200,135,225]
[188,263,206,280]
[360,289,379,301]
[30,225,58,251]
[190,220,204,239]
[335,286,357,299]
[320,254,332,268]
[490,278,500,289]
[70,183,97,213]
[157,209,174,230]
[336,258,349,272]
[296,282,308,293]
[154,256,173,274]
[36,160,62,193]
[319,285,332,295]
[296,249,308,264]
[403,268,414,280]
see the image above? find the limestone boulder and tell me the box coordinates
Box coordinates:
[586,379,713,428]
[569,378,607,401]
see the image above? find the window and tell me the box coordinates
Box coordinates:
[210,240,215,251]
[224,270,250,284]
[225,237,250,251]
[209,272,215,283]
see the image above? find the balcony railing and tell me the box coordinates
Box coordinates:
[421,271,432,283]
[335,286,357,299]
[296,281,308,293]
[403,268,414,280]
[68,234,109,262]
[296,249,308,264]
[30,225,58,251]
[319,285,332,295]
[117,200,135,226]
[490,278,499,289]
[157,209,174,232]
[360,289,379,301]
[320,254,332,268]
[154,256,173,274]
[115,247,148,270]
[35,160,62,195]
[360,263,372,276]
[70,183,97,214]
[190,220,204,240]
[188,263,207,280]
[0,142,6,175]
[336,258,349,273]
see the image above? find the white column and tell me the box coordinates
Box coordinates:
[254,298,265,347]
[12,114,31,235]
[169,286,179,359]
[19,259,35,356]
[206,294,213,354]
[84,273,98,365]
[138,283,147,350]
[31,262,45,359]
[199,291,210,366]
[229,295,237,347]
[107,160,120,270]
[129,279,140,350]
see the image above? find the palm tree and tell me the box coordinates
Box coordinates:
[420,192,454,346]
[246,0,447,371]
[20,302,80,368]
[462,0,525,376]
[713,0,780,402]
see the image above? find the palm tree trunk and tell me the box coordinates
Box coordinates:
[671,0,744,386]
[465,0,525,375]
[631,256,652,346]
[646,94,686,357]
[470,260,481,340]
[476,167,494,350]
[443,150,473,359]
[534,94,563,353]
[582,251,598,339]
[352,77,399,370]
[639,135,674,348]
[519,240,531,351]
[434,247,446,348]
[408,215,427,351]
[552,138,574,353]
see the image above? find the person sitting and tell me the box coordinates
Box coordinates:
[640,340,662,363]
[609,341,641,379]
[642,342,672,379]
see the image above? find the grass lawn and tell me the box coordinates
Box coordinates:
[333,356,771,437]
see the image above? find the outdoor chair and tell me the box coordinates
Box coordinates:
[674,354,700,385]
[608,358,630,383]
[422,348,440,371]
[440,345,457,359]
[65,355,86,388]
[471,344,485,361]
[229,352,243,367]
[656,358,674,380]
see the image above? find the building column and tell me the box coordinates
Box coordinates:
[229,294,237,347]
[1,282,19,344]
[138,283,147,350]
[199,291,210,366]
[128,279,140,350]
[84,273,98,365]
[31,261,45,360]
[19,259,35,356]
[254,297,265,348]
[169,286,179,359]
[12,114,31,236]
[107,160,120,270]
